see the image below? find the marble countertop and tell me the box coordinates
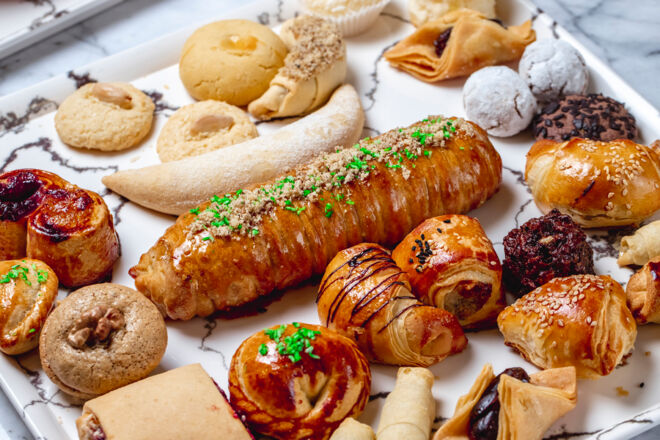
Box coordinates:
[0,0,658,439]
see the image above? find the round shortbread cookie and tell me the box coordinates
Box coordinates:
[156,100,258,162]
[54,82,154,152]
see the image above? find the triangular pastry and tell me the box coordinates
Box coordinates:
[626,256,660,324]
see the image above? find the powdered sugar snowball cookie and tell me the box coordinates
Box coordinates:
[463,66,537,137]
[519,39,588,103]
[302,0,391,36]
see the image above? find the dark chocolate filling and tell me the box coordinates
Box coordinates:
[433,28,452,57]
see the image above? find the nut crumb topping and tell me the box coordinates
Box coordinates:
[67,306,125,349]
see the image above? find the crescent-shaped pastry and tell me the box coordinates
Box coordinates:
[392,215,504,329]
[626,256,660,324]
[384,9,535,82]
[618,220,660,266]
[318,243,467,367]
[330,418,375,440]
[248,15,346,120]
[525,138,660,228]
[497,275,637,378]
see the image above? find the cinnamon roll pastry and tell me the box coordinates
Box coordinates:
[626,256,660,324]
[433,364,577,440]
[392,215,504,329]
[497,275,637,378]
[318,244,467,367]
[229,323,370,440]
[618,220,660,266]
[131,117,502,320]
[384,9,535,82]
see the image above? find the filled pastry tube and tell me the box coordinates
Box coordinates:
[330,418,375,440]
[618,220,660,266]
[626,256,660,324]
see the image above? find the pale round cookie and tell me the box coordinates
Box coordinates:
[39,283,167,400]
[179,20,288,106]
[54,82,154,151]
[156,100,258,162]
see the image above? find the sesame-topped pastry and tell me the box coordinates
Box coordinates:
[248,15,346,120]
[525,138,660,228]
[130,116,502,319]
[497,275,637,378]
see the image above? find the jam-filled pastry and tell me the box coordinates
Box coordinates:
[318,243,467,367]
[0,169,120,287]
[0,259,57,355]
[433,364,577,440]
[229,323,371,440]
[497,275,637,378]
[392,215,504,329]
[618,220,660,266]
[384,9,535,82]
[626,256,660,324]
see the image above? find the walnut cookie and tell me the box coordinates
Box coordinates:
[39,283,167,400]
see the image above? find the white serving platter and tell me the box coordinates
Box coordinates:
[0,0,659,439]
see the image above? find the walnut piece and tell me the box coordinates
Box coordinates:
[90,83,133,109]
[190,114,234,135]
[67,305,125,349]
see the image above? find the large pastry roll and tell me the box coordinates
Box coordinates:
[433,364,577,440]
[525,138,660,228]
[497,275,637,378]
[318,244,467,366]
[626,256,660,324]
[618,220,660,266]
[384,9,535,82]
[392,215,504,329]
[131,117,502,320]
[229,323,370,440]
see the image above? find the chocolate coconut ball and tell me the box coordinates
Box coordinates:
[503,210,595,296]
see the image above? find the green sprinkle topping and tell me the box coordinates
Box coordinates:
[346,200,355,205]
[0,263,45,286]
[324,203,333,218]
[189,207,200,215]
[411,130,434,146]
[262,323,321,363]
[259,343,268,356]
[251,229,259,236]
[28,328,36,334]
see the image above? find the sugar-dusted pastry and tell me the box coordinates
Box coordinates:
[525,138,660,228]
[0,259,57,355]
[229,323,370,440]
[497,275,637,378]
[301,0,391,36]
[409,0,496,27]
[626,256,660,324]
[248,15,346,120]
[384,9,535,82]
[77,364,252,440]
[392,215,504,329]
[40,283,167,399]
[377,367,435,440]
[329,418,375,440]
[318,244,467,366]
[0,169,120,287]
[130,117,502,320]
[618,220,660,266]
[433,364,577,440]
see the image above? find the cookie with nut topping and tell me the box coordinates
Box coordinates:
[39,283,166,400]
[55,82,154,151]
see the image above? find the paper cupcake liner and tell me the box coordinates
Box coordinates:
[303,0,392,37]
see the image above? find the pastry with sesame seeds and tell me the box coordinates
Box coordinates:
[626,256,660,325]
[497,274,637,378]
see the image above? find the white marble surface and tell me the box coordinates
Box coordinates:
[0,0,658,439]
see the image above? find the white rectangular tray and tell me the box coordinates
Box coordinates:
[0,0,659,439]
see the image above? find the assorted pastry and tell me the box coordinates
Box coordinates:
[408,0,497,27]
[626,256,660,324]
[618,219,660,266]
[301,0,391,36]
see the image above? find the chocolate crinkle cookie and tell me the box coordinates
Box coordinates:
[532,93,638,142]
[503,210,595,296]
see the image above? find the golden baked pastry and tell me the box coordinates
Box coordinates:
[525,138,660,228]
[618,220,660,266]
[0,259,57,355]
[433,364,577,440]
[229,323,371,440]
[77,364,252,440]
[626,256,660,324]
[384,9,535,82]
[0,169,120,287]
[318,243,467,367]
[497,275,637,378]
[130,117,502,320]
[330,418,375,440]
[409,0,496,26]
[392,215,504,329]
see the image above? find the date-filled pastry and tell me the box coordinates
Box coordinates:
[318,244,467,367]
[626,256,660,324]
[497,275,637,378]
[77,363,252,440]
[618,220,660,266]
[229,323,371,440]
[525,138,660,228]
[392,215,504,329]
[384,9,535,82]
[433,364,577,440]
[0,259,57,355]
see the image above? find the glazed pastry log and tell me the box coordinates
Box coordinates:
[131,117,502,319]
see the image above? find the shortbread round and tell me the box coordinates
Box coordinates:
[55,82,154,151]
[156,100,258,162]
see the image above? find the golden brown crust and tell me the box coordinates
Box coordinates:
[525,138,660,228]
[392,215,504,329]
[626,256,660,324]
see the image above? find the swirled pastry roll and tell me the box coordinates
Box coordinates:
[392,215,504,329]
[497,275,637,378]
[131,117,502,320]
[626,256,660,324]
[618,220,660,266]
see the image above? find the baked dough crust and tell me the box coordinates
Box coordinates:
[618,220,660,266]
[626,256,660,324]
